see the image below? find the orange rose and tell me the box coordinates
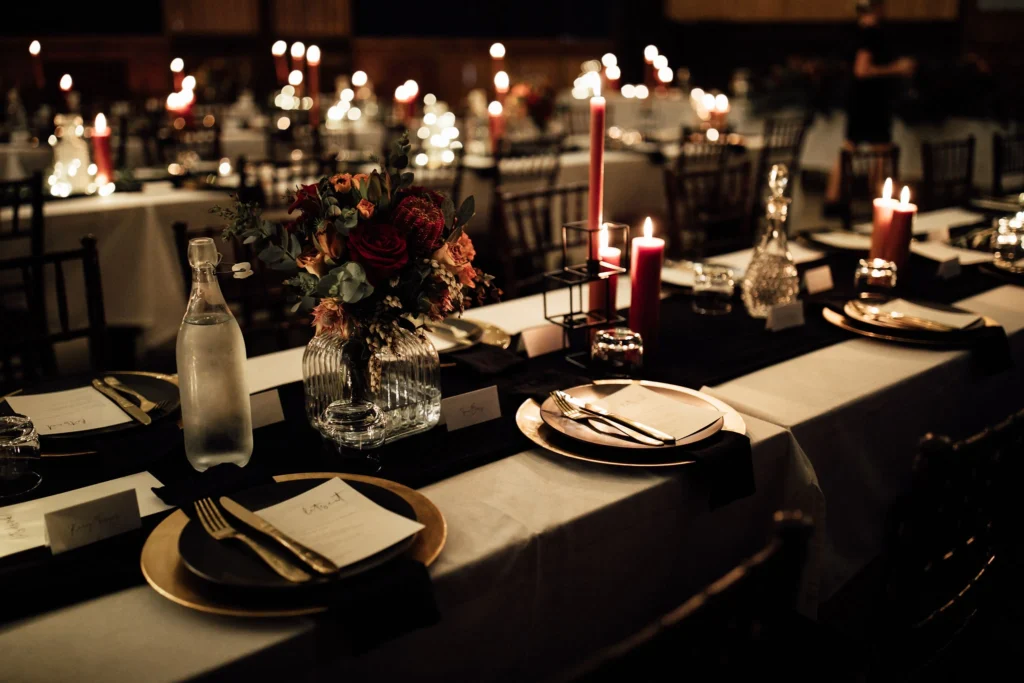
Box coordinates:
[352,173,370,191]
[314,229,343,260]
[431,233,477,288]
[295,247,328,277]
[356,198,375,220]
[330,173,352,193]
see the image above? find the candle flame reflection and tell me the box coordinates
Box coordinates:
[643,217,653,239]
[882,177,893,201]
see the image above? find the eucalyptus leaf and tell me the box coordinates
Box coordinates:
[258,244,285,263]
[337,261,374,303]
[446,225,464,244]
[441,195,455,229]
[367,173,382,202]
[314,271,339,298]
[455,196,475,229]
[394,155,408,170]
[289,233,302,258]
[400,172,414,189]
[300,296,316,311]
[243,235,257,244]
[271,259,298,273]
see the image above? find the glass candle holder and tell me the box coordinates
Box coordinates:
[992,217,1024,273]
[318,400,387,472]
[590,328,644,377]
[692,263,735,315]
[854,258,898,292]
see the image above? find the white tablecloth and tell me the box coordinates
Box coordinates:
[1,190,230,350]
[0,142,52,181]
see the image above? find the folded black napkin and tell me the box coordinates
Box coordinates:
[449,343,525,376]
[153,465,439,652]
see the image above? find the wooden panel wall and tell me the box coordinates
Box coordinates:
[270,0,353,36]
[164,0,261,34]
[665,0,959,22]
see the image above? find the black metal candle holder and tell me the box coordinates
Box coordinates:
[542,220,630,367]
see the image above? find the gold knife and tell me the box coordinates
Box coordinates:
[91,379,152,425]
[557,391,676,444]
[219,496,339,574]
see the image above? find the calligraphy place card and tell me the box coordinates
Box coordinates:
[440,385,501,431]
[803,265,834,295]
[518,324,567,358]
[43,489,141,554]
[766,301,805,332]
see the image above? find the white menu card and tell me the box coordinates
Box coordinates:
[256,478,424,569]
[5,387,130,435]
[594,384,724,441]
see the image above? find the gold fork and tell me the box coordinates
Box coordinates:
[194,498,311,583]
[549,391,662,446]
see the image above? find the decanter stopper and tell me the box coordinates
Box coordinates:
[768,163,789,199]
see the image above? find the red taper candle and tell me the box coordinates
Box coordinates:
[629,217,664,349]
[871,185,916,274]
[307,45,321,129]
[91,113,113,185]
[488,100,505,152]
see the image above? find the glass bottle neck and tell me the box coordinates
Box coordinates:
[184,265,232,323]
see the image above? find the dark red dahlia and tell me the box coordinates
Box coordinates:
[392,195,445,255]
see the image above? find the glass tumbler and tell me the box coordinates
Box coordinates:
[854,258,898,292]
[992,217,1024,273]
[0,415,42,499]
[590,328,644,378]
[692,263,736,315]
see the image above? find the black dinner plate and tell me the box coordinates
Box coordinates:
[178,478,418,590]
[0,372,180,444]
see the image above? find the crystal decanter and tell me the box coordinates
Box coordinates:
[741,164,799,318]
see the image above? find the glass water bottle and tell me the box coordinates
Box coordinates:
[176,238,253,470]
[741,164,799,318]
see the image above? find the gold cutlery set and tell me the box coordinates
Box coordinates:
[548,390,676,445]
[194,496,340,583]
[90,376,160,425]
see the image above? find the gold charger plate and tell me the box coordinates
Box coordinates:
[140,472,446,618]
[1,371,180,458]
[517,380,746,468]
[823,307,1002,347]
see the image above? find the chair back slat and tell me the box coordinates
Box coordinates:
[496,182,588,296]
[753,114,813,210]
[664,161,755,257]
[839,146,901,230]
[0,236,108,389]
[921,136,975,210]
[992,133,1024,196]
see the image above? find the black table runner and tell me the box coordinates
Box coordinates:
[1,250,1011,628]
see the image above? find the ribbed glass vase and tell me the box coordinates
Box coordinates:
[302,327,441,442]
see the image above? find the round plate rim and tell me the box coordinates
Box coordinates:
[140,472,446,618]
[822,307,1001,346]
[841,298,985,333]
[538,382,725,450]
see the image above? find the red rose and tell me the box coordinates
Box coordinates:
[288,183,320,215]
[393,195,445,255]
[346,223,409,284]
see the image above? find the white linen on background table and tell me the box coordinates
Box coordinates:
[855,207,984,236]
[1,190,229,350]
[706,284,1024,600]
[0,142,52,181]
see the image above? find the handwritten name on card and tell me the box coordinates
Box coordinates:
[803,265,834,295]
[766,300,805,332]
[43,489,141,554]
[936,257,962,280]
[441,386,502,431]
[518,324,567,358]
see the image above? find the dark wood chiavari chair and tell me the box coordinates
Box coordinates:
[839,146,900,231]
[822,408,1024,679]
[673,130,730,174]
[172,222,312,354]
[0,236,107,390]
[560,511,816,683]
[0,172,47,334]
[560,106,593,137]
[493,135,564,188]
[495,182,588,297]
[753,113,814,202]
[992,133,1024,197]
[664,160,755,257]
[920,136,976,210]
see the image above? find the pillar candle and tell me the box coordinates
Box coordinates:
[629,217,664,349]
[587,92,606,262]
[488,101,505,152]
[871,185,916,274]
[91,113,113,185]
[307,46,321,129]
[272,41,288,86]
[870,178,903,267]
[589,225,621,318]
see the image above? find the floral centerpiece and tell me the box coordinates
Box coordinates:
[216,133,498,436]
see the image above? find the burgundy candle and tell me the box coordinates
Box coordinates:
[871,186,916,274]
[29,41,44,89]
[91,113,113,185]
[271,41,288,86]
[870,177,897,249]
[629,217,664,348]
[488,101,505,152]
[587,91,606,256]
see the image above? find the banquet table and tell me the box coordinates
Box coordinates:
[0,141,52,182]
[2,216,1023,680]
[0,189,230,352]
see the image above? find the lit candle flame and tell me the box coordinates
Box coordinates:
[606,65,621,81]
[288,70,303,86]
[29,40,41,56]
[290,42,306,59]
[181,75,196,91]
[488,101,503,116]
[489,43,506,59]
[59,74,72,91]
[352,71,368,87]
[272,41,287,57]
[404,79,419,98]
[653,55,668,71]
[657,67,673,84]
[643,45,658,63]
[602,53,617,68]
[643,217,653,239]
[494,71,509,92]
[170,58,183,73]
[94,113,107,134]
[714,93,729,112]
[306,45,320,65]
[900,185,911,206]
[599,223,609,251]
[882,177,893,201]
